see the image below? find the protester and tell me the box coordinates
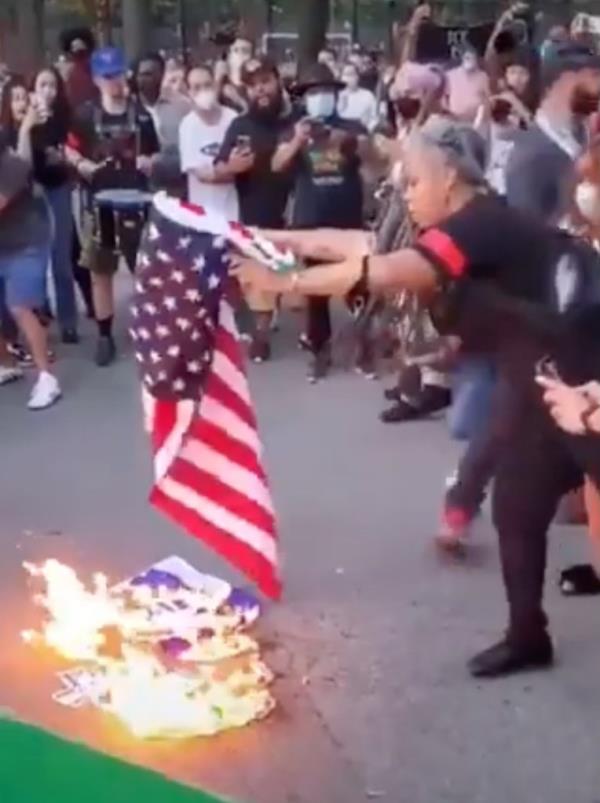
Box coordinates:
[272,62,367,382]
[24,67,79,343]
[445,46,491,123]
[69,46,160,367]
[0,141,59,409]
[59,27,98,107]
[220,36,254,112]
[235,115,600,678]
[338,61,378,130]
[179,65,238,218]
[134,52,189,151]
[216,55,294,362]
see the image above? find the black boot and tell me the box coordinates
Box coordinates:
[307,344,331,384]
[468,635,554,679]
[95,335,116,367]
[559,564,600,596]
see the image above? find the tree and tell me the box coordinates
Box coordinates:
[297,0,329,68]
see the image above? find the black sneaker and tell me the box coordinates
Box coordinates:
[61,329,80,345]
[249,336,271,364]
[380,399,420,423]
[384,386,402,402]
[95,335,116,367]
[307,347,331,384]
[559,564,600,596]
[468,636,554,679]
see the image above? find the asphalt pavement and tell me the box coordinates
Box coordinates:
[1,294,599,803]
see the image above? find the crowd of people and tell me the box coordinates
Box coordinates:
[2,3,600,676]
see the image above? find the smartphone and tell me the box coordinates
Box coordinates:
[535,356,561,382]
[235,134,251,151]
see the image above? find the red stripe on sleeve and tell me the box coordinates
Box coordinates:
[417,228,467,278]
[66,132,82,153]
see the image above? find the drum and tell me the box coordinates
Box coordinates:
[92,189,153,271]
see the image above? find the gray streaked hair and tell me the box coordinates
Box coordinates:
[410,115,488,187]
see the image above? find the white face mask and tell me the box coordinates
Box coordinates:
[305,92,336,119]
[194,88,217,111]
[462,54,478,72]
[343,72,359,91]
[576,181,600,225]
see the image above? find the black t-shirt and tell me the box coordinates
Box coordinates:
[216,111,293,228]
[414,193,600,381]
[285,115,366,230]
[70,100,160,197]
[30,115,71,189]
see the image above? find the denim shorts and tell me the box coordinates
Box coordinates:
[0,246,49,309]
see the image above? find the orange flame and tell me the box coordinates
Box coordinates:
[22,560,275,739]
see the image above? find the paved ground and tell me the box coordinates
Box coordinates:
[1,300,600,803]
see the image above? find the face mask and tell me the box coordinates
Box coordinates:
[395,96,421,121]
[305,92,336,119]
[576,181,600,224]
[571,88,600,117]
[194,88,217,111]
[462,54,478,73]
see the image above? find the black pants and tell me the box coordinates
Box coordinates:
[306,296,331,353]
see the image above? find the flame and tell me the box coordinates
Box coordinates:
[22,560,275,739]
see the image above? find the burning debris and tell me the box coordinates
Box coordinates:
[22,558,275,739]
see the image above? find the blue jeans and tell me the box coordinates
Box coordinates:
[447,357,496,442]
[46,184,77,331]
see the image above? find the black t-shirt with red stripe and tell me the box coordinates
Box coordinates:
[415,193,552,302]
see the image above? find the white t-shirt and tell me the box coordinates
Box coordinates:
[338,87,378,131]
[179,106,239,220]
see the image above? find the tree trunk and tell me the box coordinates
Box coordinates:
[12,0,44,73]
[298,0,329,69]
[122,0,151,61]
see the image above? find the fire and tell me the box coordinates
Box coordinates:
[22,560,275,739]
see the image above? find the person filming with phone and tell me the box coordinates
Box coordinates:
[271,63,368,383]
[215,55,295,363]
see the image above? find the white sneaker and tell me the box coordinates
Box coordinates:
[28,372,61,411]
[0,365,24,386]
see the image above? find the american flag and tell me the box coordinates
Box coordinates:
[131,197,281,600]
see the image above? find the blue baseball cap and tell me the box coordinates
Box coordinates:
[91,46,127,79]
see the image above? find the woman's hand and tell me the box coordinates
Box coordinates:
[537,376,599,435]
[231,258,287,295]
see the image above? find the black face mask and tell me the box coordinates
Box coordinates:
[571,88,600,117]
[490,98,513,124]
[395,96,421,121]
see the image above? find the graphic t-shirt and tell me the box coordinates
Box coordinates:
[179,106,239,220]
[287,116,366,229]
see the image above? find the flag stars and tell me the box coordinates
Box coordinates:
[148,277,164,288]
[155,324,170,339]
[171,269,185,283]
[163,296,177,311]
[138,328,151,341]
[176,318,191,332]
[208,274,220,290]
[177,236,192,250]
[185,288,200,302]
[157,370,168,382]
[150,350,162,364]
[143,302,158,315]
[172,378,186,393]
[187,360,201,374]
[167,344,181,358]
[192,256,205,272]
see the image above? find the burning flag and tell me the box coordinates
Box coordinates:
[131,195,289,600]
[22,558,275,740]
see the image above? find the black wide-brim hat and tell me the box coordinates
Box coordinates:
[294,62,345,95]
